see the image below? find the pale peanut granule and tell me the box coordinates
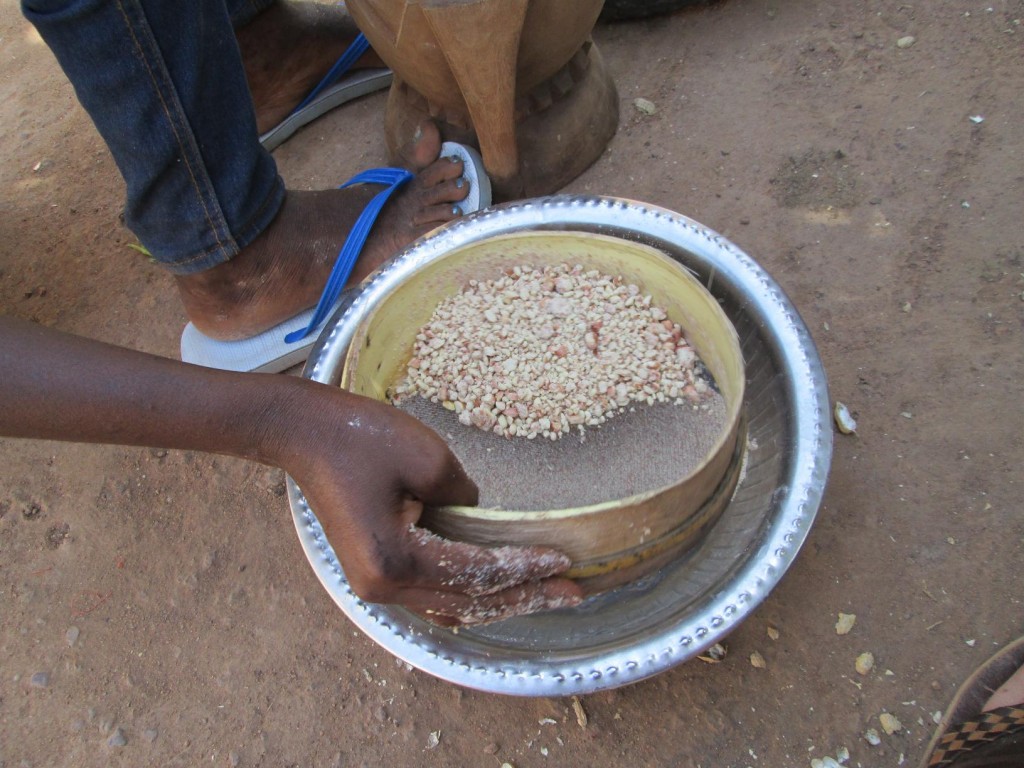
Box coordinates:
[391,263,712,440]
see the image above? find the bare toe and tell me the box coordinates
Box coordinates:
[412,203,465,227]
[418,177,471,209]
[397,121,444,172]
[417,155,466,188]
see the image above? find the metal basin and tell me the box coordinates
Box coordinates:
[288,195,832,696]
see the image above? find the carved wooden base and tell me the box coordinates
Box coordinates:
[384,41,618,200]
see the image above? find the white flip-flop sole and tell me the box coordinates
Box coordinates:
[259,69,393,152]
[180,142,491,373]
[180,306,331,373]
[439,142,491,214]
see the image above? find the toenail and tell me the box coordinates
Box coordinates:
[452,205,463,216]
[455,178,465,189]
[448,156,460,163]
[413,125,423,142]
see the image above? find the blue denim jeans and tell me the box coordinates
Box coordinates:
[22,0,285,274]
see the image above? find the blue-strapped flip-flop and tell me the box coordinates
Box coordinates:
[259,32,392,151]
[180,142,492,373]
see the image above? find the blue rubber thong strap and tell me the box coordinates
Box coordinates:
[284,167,414,344]
[291,32,371,115]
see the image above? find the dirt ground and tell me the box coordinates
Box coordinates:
[1,1,1022,766]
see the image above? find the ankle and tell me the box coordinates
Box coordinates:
[236,1,382,133]
[176,188,377,340]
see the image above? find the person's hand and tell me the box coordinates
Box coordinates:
[276,383,583,626]
[0,317,581,627]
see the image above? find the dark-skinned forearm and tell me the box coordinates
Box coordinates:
[0,316,329,464]
[0,319,584,624]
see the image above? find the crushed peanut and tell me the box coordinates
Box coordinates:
[391,263,713,440]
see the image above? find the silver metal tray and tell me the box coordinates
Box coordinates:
[288,196,832,696]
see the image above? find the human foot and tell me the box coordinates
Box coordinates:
[236,0,386,135]
[176,122,470,341]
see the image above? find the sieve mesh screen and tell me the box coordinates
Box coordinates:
[397,392,728,510]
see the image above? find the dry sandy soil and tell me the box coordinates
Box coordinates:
[1,1,1022,766]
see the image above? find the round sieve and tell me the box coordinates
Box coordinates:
[288,196,832,696]
[340,231,746,591]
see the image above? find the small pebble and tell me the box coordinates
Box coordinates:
[836,746,849,764]
[698,642,728,663]
[572,696,588,728]
[750,651,767,669]
[229,751,241,767]
[855,652,875,675]
[767,626,780,641]
[66,626,80,646]
[483,743,499,755]
[107,727,127,747]
[864,728,882,746]
[896,35,916,48]
[834,403,857,435]
[633,97,658,115]
[143,728,158,743]
[835,613,857,635]
[30,671,50,688]
[880,712,903,734]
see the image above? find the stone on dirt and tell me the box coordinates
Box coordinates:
[835,613,857,635]
[855,652,874,675]
[107,727,127,747]
[633,97,657,115]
